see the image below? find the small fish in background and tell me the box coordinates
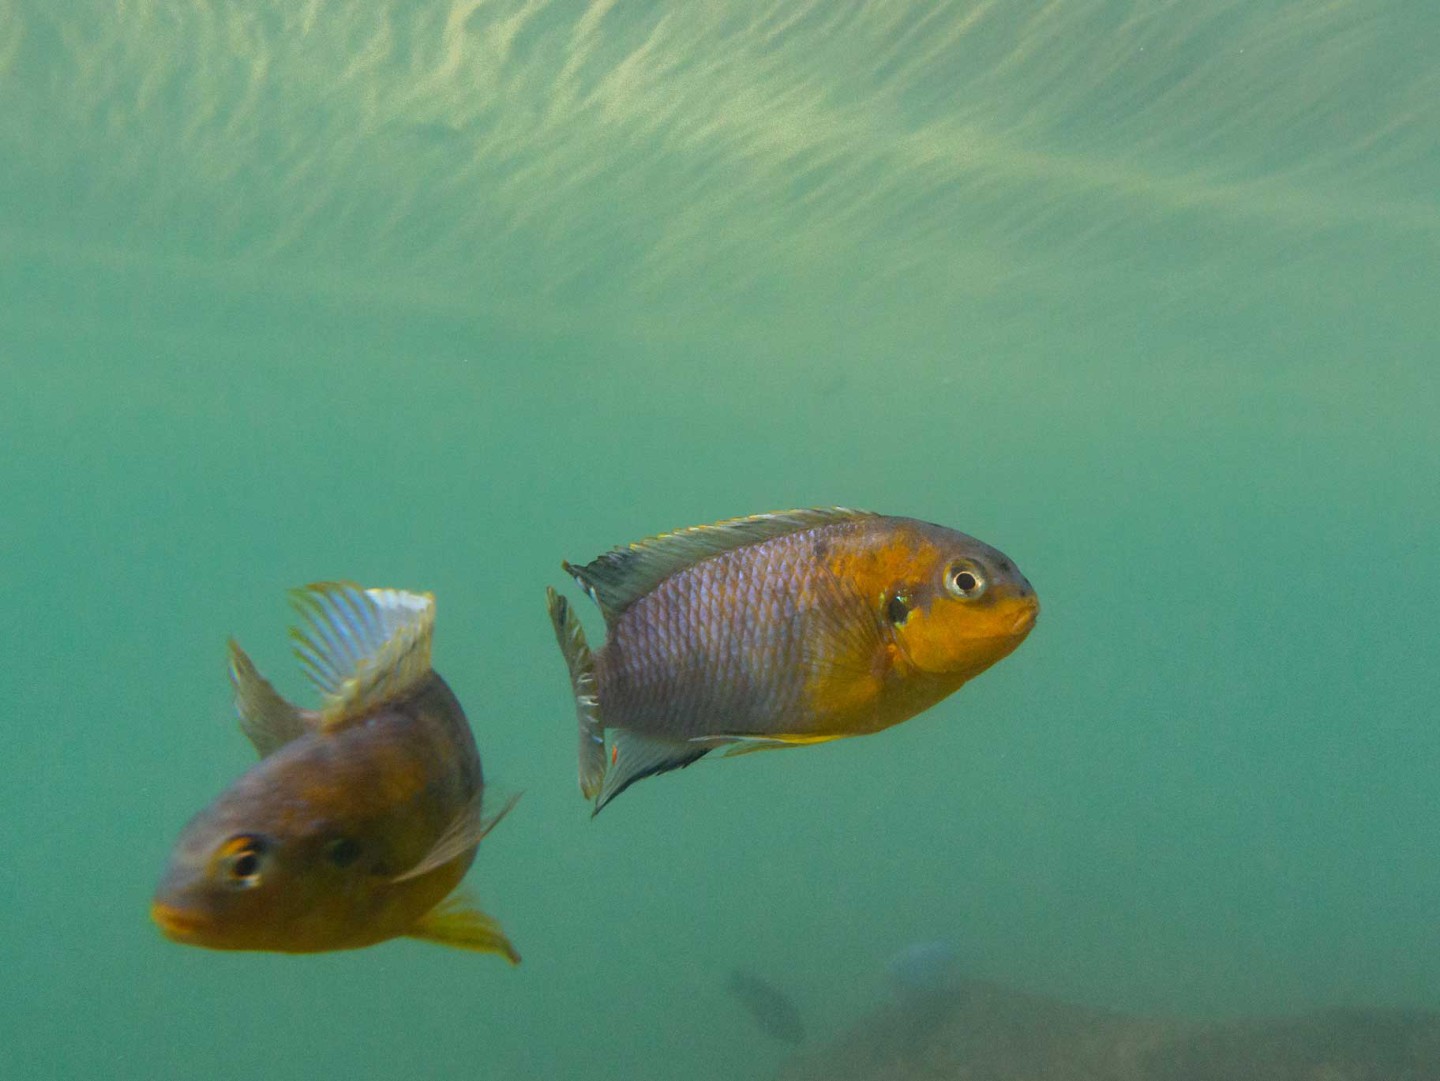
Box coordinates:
[151,583,519,960]
[546,507,1039,813]
[885,940,966,1054]
[887,940,963,1007]
[725,970,807,1045]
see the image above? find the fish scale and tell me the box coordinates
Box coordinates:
[602,538,817,739]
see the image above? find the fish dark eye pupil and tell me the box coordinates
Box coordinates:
[886,594,910,624]
[326,838,362,868]
[944,564,985,598]
[221,836,267,888]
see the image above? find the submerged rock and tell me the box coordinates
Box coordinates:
[775,979,1440,1081]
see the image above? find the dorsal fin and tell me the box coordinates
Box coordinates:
[564,507,874,624]
[227,639,311,756]
[287,582,435,729]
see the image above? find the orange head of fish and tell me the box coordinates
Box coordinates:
[150,743,470,953]
[836,517,1039,693]
[885,520,1038,683]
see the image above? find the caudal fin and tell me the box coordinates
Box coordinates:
[545,587,607,801]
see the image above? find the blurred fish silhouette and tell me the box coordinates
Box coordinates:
[151,583,519,960]
[888,940,963,1005]
[547,508,1038,813]
[726,970,807,1045]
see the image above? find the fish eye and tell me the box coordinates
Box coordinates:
[944,562,986,599]
[219,835,267,890]
[325,837,362,868]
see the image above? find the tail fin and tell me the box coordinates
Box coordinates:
[546,587,607,801]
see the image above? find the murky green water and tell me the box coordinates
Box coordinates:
[3,3,1437,1079]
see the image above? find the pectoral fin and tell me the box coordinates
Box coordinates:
[408,894,520,963]
[393,789,520,884]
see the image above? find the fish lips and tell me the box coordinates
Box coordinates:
[1009,596,1040,634]
[150,854,229,947]
[150,899,212,943]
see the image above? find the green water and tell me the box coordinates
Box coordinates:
[3,2,1437,1079]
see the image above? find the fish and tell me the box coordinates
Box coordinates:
[546,507,1039,814]
[150,582,519,960]
[888,941,963,1004]
[725,969,807,1044]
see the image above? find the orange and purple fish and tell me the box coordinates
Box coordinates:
[546,507,1039,813]
[151,583,519,960]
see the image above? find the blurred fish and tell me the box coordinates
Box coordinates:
[888,941,963,1005]
[725,970,807,1045]
[547,508,1038,813]
[151,583,519,960]
[885,941,966,1055]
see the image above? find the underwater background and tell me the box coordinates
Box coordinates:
[3,1,1437,1079]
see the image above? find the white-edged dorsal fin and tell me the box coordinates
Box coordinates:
[287,582,435,728]
[393,788,520,883]
[565,507,874,624]
[227,639,311,757]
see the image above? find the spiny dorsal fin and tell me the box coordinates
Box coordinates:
[287,582,435,729]
[227,639,312,757]
[392,788,520,884]
[564,507,874,624]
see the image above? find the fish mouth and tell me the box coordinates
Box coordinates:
[150,901,210,943]
[1010,602,1039,634]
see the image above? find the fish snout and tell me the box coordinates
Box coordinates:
[150,899,209,943]
[1009,593,1040,634]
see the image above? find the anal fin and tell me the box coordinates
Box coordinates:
[408,893,520,964]
[595,730,709,816]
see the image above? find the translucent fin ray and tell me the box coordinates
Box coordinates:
[565,507,874,624]
[594,730,709,816]
[407,893,520,964]
[704,734,835,757]
[392,789,520,884]
[286,582,435,728]
[227,639,311,757]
